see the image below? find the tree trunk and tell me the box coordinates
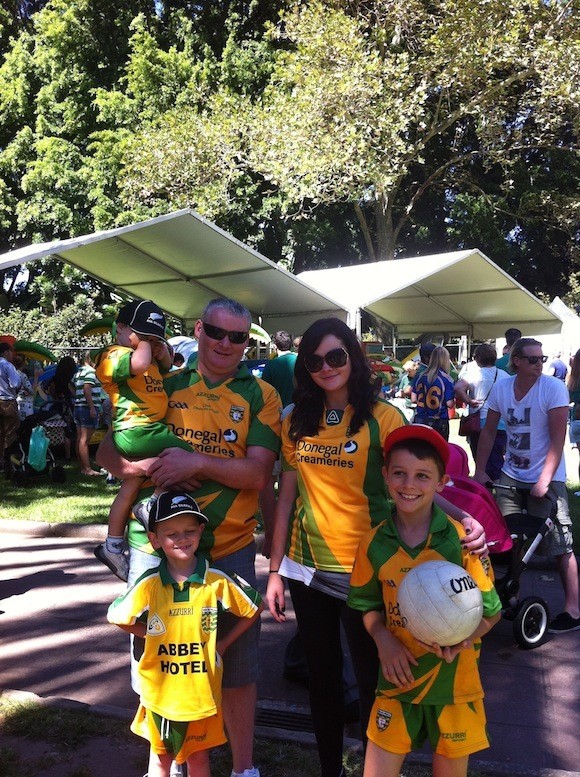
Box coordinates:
[374,191,397,261]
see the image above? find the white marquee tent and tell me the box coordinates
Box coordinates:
[0,209,349,334]
[0,213,562,342]
[299,250,562,340]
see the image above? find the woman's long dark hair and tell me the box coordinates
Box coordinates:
[289,318,379,440]
[52,356,77,398]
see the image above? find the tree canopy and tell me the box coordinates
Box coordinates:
[0,0,578,321]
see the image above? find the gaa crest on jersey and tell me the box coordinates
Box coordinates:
[201,606,218,633]
[230,405,245,423]
[376,708,392,732]
[147,614,166,636]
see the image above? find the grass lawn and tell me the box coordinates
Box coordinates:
[1,435,579,553]
[0,459,114,524]
[0,698,495,777]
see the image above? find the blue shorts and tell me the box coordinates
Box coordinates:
[73,405,100,429]
[569,420,580,445]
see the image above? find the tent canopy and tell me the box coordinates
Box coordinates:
[1,217,561,342]
[0,209,348,335]
[299,250,562,340]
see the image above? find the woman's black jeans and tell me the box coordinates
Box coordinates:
[288,578,379,777]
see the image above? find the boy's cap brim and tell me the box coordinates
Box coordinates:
[383,424,450,467]
[116,299,167,343]
[148,491,209,532]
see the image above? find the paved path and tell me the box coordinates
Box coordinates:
[1,521,579,776]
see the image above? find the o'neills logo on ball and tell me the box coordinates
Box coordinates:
[376,709,392,732]
[447,574,477,595]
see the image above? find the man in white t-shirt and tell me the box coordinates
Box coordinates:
[474,338,580,634]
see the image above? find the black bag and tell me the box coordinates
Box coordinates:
[458,369,498,437]
[458,409,481,436]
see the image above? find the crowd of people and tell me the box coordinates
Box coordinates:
[2,311,580,777]
[0,342,114,480]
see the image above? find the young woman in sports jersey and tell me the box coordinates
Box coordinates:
[411,346,455,440]
[265,319,485,777]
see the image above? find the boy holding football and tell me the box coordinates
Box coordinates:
[347,425,501,777]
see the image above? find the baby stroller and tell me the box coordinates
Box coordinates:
[443,447,556,649]
[8,406,67,487]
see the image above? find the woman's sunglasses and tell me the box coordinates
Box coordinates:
[304,347,349,373]
[202,322,249,344]
[519,355,548,365]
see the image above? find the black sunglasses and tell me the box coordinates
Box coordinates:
[202,322,249,344]
[304,347,349,373]
[519,355,548,365]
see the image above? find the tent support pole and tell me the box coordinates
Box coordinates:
[350,308,362,338]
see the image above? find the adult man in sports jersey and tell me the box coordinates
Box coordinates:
[98,297,281,777]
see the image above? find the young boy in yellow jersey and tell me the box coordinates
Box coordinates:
[347,425,501,777]
[108,490,263,777]
[94,300,192,581]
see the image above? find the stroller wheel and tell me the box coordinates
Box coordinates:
[513,596,549,649]
[50,465,67,483]
[13,470,28,488]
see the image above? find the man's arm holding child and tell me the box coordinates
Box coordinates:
[149,444,277,492]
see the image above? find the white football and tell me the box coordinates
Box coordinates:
[398,560,483,646]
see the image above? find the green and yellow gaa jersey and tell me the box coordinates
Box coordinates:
[95,344,169,430]
[127,361,282,560]
[281,399,406,573]
[108,556,261,721]
[347,506,502,705]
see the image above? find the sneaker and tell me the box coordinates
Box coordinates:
[105,475,119,486]
[133,500,152,531]
[574,491,580,497]
[230,769,260,777]
[94,543,129,582]
[548,612,580,634]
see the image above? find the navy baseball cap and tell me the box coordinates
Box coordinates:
[148,491,208,532]
[116,299,167,342]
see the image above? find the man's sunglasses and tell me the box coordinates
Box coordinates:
[202,322,249,344]
[519,355,548,365]
[304,347,349,373]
